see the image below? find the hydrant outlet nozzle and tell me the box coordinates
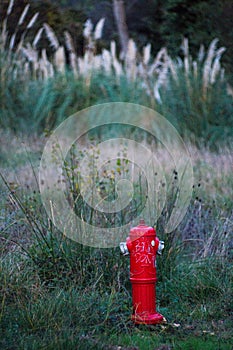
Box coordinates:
[120,242,129,255]
[157,240,164,255]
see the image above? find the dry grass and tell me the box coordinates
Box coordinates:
[1,130,232,235]
[1,129,232,193]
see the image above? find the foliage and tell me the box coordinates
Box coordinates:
[159,0,233,76]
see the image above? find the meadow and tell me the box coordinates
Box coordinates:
[0,2,233,349]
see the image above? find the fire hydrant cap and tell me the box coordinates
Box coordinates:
[130,219,155,241]
[139,219,145,226]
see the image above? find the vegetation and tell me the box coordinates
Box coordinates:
[0,1,232,146]
[0,1,232,349]
[0,134,232,349]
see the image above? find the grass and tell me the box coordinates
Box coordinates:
[0,245,232,349]
[0,64,232,146]
[0,132,232,349]
[0,252,232,349]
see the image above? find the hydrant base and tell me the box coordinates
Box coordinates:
[132,312,164,325]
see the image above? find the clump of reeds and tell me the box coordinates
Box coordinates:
[0,0,232,102]
[0,0,41,82]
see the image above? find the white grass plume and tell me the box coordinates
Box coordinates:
[125,39,137,80]
[27,12,39,29]
[69,52,78,76]
[0,19,8,50]
[18,4,30,26]
[21,44,38,63]
[33,27,44,48]
[94,18,105,40]
[64,32,78,74]
[7,0,14,16]
[181,37,189,75]
[210,58,221,84]
[43,23,59,50]
[203,38,219,96]
[64,31,75,53]
[39,50,54,78]
[93,54,102,70]
[110,41,116,58]
[220,68,225,81]
[54,46,66,72]
[210,47,226,85]
[38,58,48,79]
[111,41,122,76]
[198,44,205,62]
[126,39,137,62]
[143,43,151,65]
[102,49,111,74]
[9,33,16,50]
[83,19,93,39]
[42,48,48,62]
[149,47,167,75]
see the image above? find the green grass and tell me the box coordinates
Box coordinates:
[0,68,152,133]
[158,67,233,147]
[0,255,232,349]
[0,248,232,349]
[0,53,233,148]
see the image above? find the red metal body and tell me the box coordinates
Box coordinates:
[125,220,164,324]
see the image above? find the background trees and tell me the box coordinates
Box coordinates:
[159,0,233,74]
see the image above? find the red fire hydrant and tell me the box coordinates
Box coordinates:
[120,219,165,324]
